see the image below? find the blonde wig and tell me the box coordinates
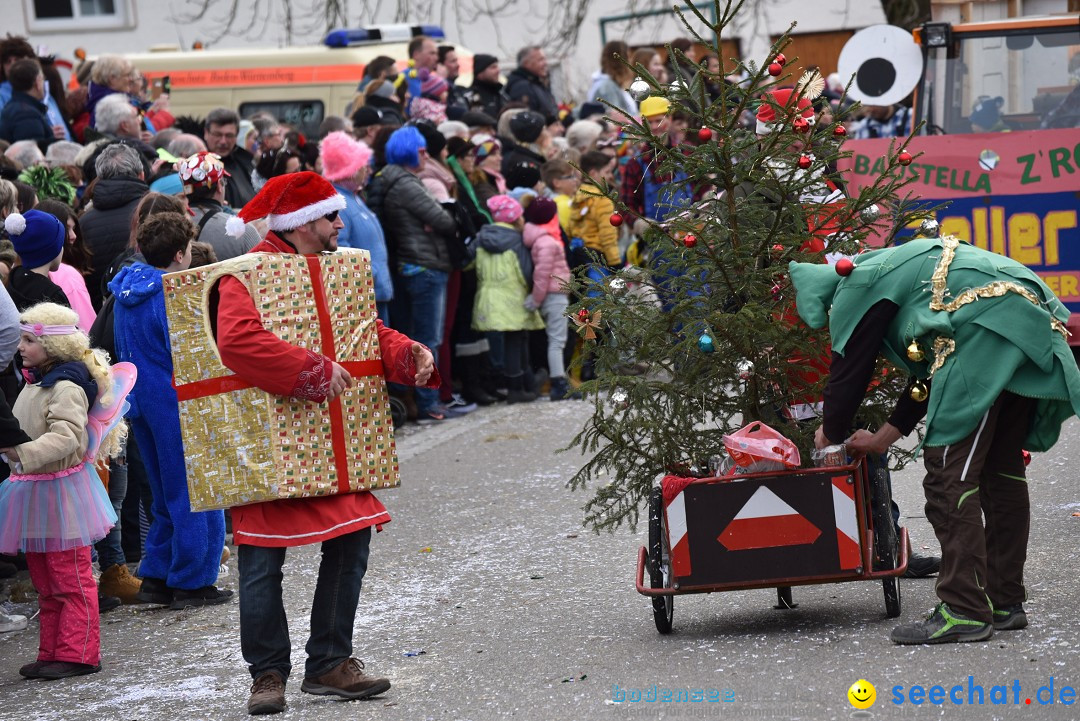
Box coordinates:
[20,303,126,460]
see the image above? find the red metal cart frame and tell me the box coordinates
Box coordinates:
[634,459,909,633]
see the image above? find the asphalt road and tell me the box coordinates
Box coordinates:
[1,398,1079,720]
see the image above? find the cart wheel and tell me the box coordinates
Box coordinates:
[648,485,674,634]
[774,586,798,609]
[870,465,902,618]
[388,396,407,428]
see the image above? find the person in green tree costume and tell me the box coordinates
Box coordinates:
[790,235,1080,645]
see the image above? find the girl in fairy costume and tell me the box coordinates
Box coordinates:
[0,302,135,680]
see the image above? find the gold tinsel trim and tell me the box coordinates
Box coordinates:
[928,235,1068,339]
[928,337,955,376]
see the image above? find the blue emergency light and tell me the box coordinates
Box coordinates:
[323,25,445,48]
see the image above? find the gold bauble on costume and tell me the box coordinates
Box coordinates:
[907,340,925,362]
[910,381,929,402]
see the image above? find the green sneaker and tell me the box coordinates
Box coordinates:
[992,604,1028,631]
[890,603,993,645]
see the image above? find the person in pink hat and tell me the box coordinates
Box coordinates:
[319,131,392,323]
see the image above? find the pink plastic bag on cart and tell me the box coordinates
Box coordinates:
[722,421,801,475]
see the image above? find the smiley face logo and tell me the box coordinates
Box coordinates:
[848,679,876,709]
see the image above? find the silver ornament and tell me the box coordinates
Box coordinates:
[629,77,651,102]
[860,204,881,223]
[611,389,629,406]
[609,277,627,294]
[736,359,755,380]
[919,218,940,237]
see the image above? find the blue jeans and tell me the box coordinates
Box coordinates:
[238,527,372,680]
[397,269,448,413]
[94,442,129,570]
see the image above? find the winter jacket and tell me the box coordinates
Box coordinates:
[48,263,96,332]
[505,67,559,119]
[523,221,570,305]
[109,263,172,422]
[0,91,56,149]
[365,164,456,273]
[463,79,507,119]
[472,223,544,332]
[220,147,257,209]
[0,82,70,142]
[586,72,637,116]
[501,143,545,178]
[11,361,96,475]
[80,175,149,310]
[333,183,393,302]
[568,187,620,266]
[8,267,70,311]
[190,200,261,260]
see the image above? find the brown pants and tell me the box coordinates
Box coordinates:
[921,392,1034,623]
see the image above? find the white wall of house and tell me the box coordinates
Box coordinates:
[17,0,888,101]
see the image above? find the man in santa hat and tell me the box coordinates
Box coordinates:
[218,171,439,715]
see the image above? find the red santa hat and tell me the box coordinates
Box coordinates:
[226,171,346,237]
[756,88,816,135]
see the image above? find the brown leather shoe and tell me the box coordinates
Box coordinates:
[248,671,286,715]
[98,564,142,604]
[300,658,390,700]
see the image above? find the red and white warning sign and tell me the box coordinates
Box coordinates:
[718,486,822,551]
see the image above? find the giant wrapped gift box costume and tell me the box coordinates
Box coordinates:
[162,248,399,511]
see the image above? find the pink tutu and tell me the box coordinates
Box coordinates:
[0,362,135,554]
[0,462,116,553]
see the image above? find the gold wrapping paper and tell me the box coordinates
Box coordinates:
[163,250,400,511]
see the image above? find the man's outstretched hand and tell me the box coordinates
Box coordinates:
[412,343,435,386]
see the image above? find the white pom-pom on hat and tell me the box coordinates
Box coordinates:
[4,212,26,236]
[224,215,245,238]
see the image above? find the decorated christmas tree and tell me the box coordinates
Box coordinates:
[567,0,938,532]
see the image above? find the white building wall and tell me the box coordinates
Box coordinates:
[20,0,887,100]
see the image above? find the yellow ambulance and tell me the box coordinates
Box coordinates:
[121,25,474,136]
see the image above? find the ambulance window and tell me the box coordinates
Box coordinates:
[239,101,325,139]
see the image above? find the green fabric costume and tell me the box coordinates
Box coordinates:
[789,236,1080,450]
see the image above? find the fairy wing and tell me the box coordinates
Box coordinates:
[84,362,138,460]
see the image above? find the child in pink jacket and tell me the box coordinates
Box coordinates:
[522,196,573,400]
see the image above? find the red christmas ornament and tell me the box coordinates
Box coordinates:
[771,244,784,256]
[773,52,787,66]
[683,234,698,248]
[768,62,782,77]
[798,154,812,170]
[898,150,913,166]
[577,308,590,322]
[697,127,713,143]
[835,258,855,276]
[1022,449,1032,466]
[793,116,810,133]
[833,125,847,137]
[609,212,624,227]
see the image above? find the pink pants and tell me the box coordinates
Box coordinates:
[26,546,100,665]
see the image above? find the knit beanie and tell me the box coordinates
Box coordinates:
[421,74,449,99]
[413,121,447,158]
[320,131,373,182]
[4,209,65,268]
[473,54,498,76]
[487,194,522,224]
[509,110,545,144]
[523,196,557,225]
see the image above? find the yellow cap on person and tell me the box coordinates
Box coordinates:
[640,96,671,118]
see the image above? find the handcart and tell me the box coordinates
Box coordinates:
[635,458,908,633]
